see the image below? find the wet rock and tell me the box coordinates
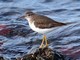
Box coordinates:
[20,47,72,60]
[0,57,4,60]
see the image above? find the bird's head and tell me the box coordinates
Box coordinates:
[20,11,35,21]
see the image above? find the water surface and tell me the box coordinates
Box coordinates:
[0,0,80,60]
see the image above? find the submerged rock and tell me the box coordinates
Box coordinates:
[20,47,72,60]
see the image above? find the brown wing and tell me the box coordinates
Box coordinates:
[33,15,66,29]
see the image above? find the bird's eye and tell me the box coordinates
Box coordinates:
[28,14,31,16]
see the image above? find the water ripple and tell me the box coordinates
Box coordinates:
[0,0,80,60]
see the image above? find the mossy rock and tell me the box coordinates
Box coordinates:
[20,47,72,60]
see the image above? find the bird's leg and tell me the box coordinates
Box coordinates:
[39,35,48,48]
[39,35,45,48]
[44,35,48,48]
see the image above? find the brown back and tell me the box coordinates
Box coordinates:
[31,15,66,29]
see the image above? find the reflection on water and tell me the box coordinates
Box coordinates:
[0,0,80,60]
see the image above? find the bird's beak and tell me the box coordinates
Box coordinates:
[20,15,25,18]
[16,15,26,20]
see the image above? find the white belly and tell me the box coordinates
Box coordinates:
[28,21,55,34]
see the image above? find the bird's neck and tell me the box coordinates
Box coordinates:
[25,17,33,24]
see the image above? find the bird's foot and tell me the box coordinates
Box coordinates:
[39,44,48,49]
[39,44,45,48]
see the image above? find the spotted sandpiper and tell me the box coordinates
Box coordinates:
[21,11,66,48]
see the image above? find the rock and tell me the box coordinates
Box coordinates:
[20,47,72,60]
[0,57,4,60]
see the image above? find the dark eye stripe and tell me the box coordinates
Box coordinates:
[28,14,31,16]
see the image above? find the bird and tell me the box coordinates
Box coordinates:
[20,11,66,48]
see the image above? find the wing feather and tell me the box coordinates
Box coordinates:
[33,15,65,29]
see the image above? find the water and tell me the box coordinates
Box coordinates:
[0,0,80,60]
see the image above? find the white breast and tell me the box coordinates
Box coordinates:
[28,21,55,34]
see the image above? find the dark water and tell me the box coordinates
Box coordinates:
[0,0,80,60]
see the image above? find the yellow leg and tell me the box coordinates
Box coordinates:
[39,35,45,48]
[39,35,48,48]
[44,35,48,47]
